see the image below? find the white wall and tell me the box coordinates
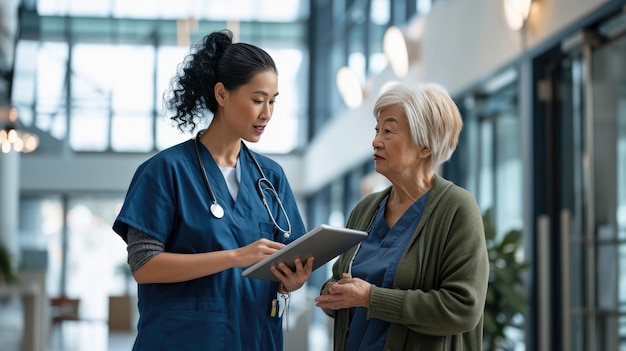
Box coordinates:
[419,0,608,95]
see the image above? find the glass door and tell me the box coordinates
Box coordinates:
[589,27,626,351]
[550,13,626,351]
[553,45,588,351]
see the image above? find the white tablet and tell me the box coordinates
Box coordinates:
[241,224,368,281]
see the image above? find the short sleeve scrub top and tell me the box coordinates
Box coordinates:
[113,139,306,351]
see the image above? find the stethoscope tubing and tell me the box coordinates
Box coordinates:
[194,134,224,218]
[194,131,291,238]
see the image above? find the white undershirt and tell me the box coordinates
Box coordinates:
[219,160,239,201]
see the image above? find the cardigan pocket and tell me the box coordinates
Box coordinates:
[403,332,444,350]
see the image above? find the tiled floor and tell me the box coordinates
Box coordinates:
[47,322,136,351]
[108,332,137,351]
[0,313,135,351]
[0,290,137,351]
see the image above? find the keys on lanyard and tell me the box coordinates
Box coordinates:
[269,292,289,318]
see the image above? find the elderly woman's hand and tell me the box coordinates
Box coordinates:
[315,273,372,310]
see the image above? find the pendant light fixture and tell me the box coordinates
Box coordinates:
[0,106,39,153]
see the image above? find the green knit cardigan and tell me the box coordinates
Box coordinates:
[322,174,489,351]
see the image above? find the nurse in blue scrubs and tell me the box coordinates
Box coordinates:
[112,29,313,351]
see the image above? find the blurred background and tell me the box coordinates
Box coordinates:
[0,0,625,350]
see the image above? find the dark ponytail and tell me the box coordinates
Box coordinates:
[164,29,277,133]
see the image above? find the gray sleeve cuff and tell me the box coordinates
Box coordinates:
[126,226,165,273]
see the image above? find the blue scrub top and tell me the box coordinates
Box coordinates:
[113,139,306,351]
[345,190,431,351]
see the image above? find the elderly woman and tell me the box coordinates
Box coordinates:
[315,83,489,351]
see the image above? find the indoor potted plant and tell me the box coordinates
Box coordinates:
[482,209,528,351]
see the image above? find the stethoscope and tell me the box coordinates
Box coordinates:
[194,131,291,239]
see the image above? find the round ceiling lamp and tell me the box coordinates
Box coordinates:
[383,26,409,77]
[503,0,532,31]
[336,66,363,109]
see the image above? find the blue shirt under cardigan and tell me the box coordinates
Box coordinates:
[345,190,431,351]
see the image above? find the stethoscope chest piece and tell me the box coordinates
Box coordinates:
[210,203,224,219]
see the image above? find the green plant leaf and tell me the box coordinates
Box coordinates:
[0,243,18,284]
[481,209,528,350]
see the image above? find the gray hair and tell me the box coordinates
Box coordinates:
[373,82,463,172]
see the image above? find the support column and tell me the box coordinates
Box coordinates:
[0,150,20,267]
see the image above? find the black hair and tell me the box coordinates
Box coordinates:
[164,29,277,133]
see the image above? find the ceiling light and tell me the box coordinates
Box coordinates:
[503,0,532,31]
[0,106,39,153]
[336,67,363,109]
[383,26,410,77]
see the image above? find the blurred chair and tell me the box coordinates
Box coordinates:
[49,295,81,350]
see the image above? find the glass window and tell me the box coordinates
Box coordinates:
[38,0,307,22]
[71,44,155,152]
[156,45,195,150]
[478,121,494,214]
[371,0,390,25]
[495,110,523,234]
[156,116,192,151]
[16,9,308,154]
[417,0,432,15]
[69,109,109,151]
[36,42,68,139]
[111,113,153,152]
[110,46,155,114]
[65,197,129,321]
[11,41,38,126]
[470,70,523,238]
[203,0,304,22]
[20,195,129,320]
[19,196,64,296]
[348,52,367,87]
[252,48,305,154]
